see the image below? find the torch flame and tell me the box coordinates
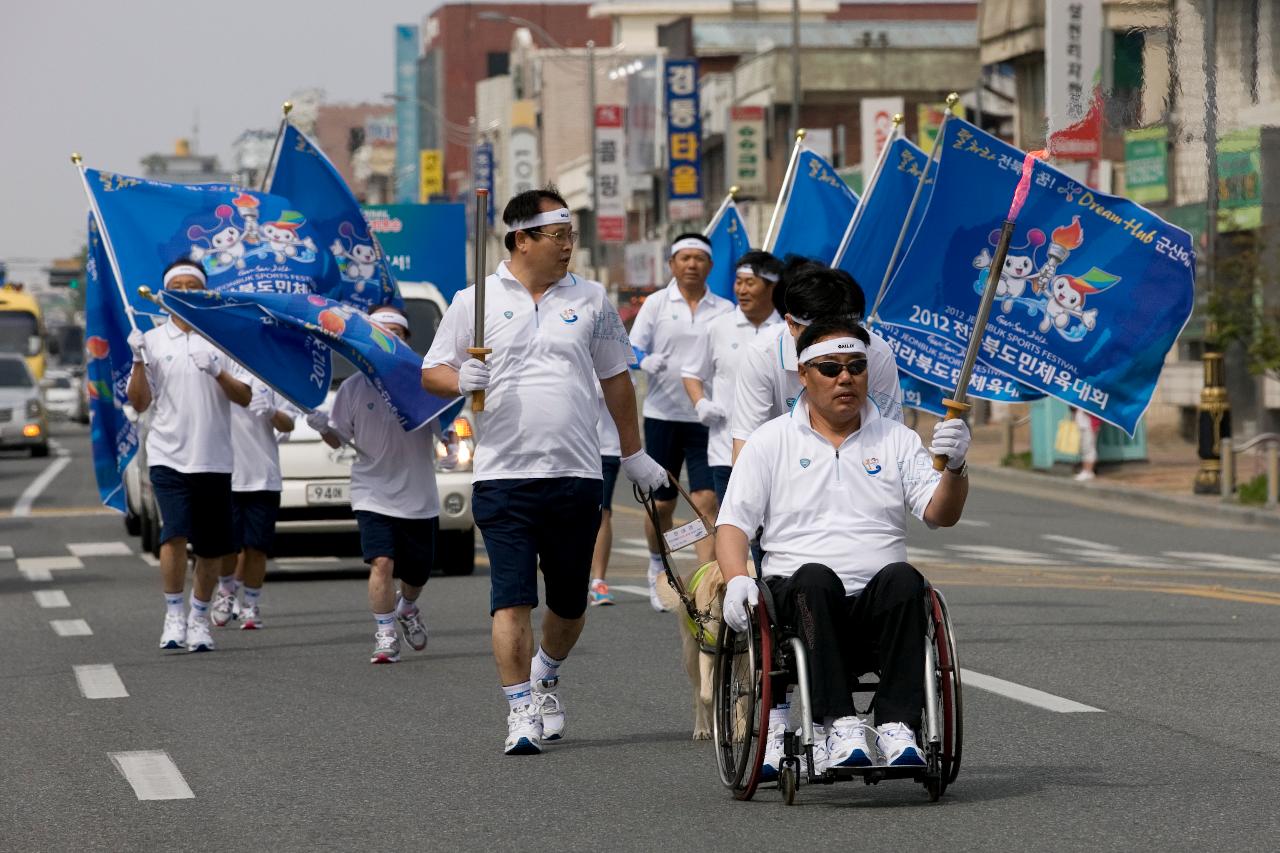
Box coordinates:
[232,192,259,209]
[1052,216,1084,250]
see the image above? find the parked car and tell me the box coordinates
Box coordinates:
[40,368,85,422]
[0,353,49,456]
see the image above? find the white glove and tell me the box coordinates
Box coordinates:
[929,418,972,469]
[248,388,274,419]
[305,410,331,433]
[723,575,759,634]
[128,329,146,362]
[639,353,668,375]
[438,431,459,470]
[620,449,670,493]
[190,349,221,377]
[457,358,490,394]
[695,397,727,426]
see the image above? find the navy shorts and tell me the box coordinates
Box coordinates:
[472,477,602,619]
[354,511,438,588]
[643,417,713,501]
[601,456,621,511]
[149,466,234,559]
[711,465,733,506]
[231,490,281,555]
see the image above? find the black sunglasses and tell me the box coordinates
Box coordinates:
[808,359,868,378]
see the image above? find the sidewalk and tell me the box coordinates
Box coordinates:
[942,417,1280,529]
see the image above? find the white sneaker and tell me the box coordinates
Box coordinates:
[504,703,543,755]
[239,603,262,630]
[1074,470,1096,481]
[210,589,237,627]
[827,715,873,768]
[875,721,925,766]
[370,630,400,664]
[647,564,669,612]
[159,613,186,650]
[810,725,830,774]
[759,722,786,782]
[186,616,215,652]
[532,677,565,741]
[396,602,428,652]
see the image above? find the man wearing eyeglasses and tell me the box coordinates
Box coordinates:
[715,315,970,779]
[422,188,667,757]
[628,232,734,611]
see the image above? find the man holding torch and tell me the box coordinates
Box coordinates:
[422,188,667,756]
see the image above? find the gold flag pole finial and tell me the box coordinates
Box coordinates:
[945,92,960,113]
[71,152,83,165]
[891,113,904,127]
[729,185,740,198]
[282,101,293,116]
[796,128,807,141]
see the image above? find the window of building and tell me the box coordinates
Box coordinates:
[1108,30,1145,130]
[487,51,509,78]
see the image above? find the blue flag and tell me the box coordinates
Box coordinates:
[270,125,403,310]
[899,374,949,418]
[84,169,328,296]
[874,322,1045,406]
[84,215,149,512]
[705,201,752,301]
[772,149,858,263]
[876,119,1195,434]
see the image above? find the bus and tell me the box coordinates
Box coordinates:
[0,284,46,380]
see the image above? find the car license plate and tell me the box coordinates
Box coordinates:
[306,483,349,505]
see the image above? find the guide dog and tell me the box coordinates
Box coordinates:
[656,560,727,740]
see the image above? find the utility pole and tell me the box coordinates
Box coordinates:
[789,0,801,141]
[588,39,600,282]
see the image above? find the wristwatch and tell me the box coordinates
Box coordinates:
[946,460,968,478]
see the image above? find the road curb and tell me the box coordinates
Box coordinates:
[970,463,1280,530]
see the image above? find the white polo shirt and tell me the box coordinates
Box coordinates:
[682,307,783,467]
[227,364,291,493]
[730,323,904,443]
[141,321,234,475]
[423,261,633,482]
[329,374,439,519]
[629,280,733,422]
[718,395,941,595]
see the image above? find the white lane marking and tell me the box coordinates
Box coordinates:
[1163,551,1280,575]
[16,556,83,572]
[74,664,129,699]
[139,553,160,567]
[961,669,1104,713]
[12,455,73,517]
[0,545,13,560]
[33,590,70,608]
[957,518,990,527]
[1042,534,1119,552]
[614,546,695,561]
[610,584,651,598]
[109,751,194,800]
[50,619,93,637]
[908,548,948,561]
[945,545,1065,566]
[20,567,53,582]
[1060,549,1178,570]
[68,541,133,557]
[274,556,342,565]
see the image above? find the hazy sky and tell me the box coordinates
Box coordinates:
[0,0,440,281]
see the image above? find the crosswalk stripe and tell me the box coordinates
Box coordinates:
[20,568,53,582]
[961,669,1104,713]
[1042,534,1119,552]
[274,557,342,565]
[33,590,70,608]
[74,665,129,699]
[50,619,93,637]
[67,541,132,557]
[945,545,1066,566]
[16,556,83,572]
[610,584,651,598]
[109,751,194,800]
[139,553,160,567]
[956,518,990,527]
[0,545,13,560]
[1163,552,1280,575]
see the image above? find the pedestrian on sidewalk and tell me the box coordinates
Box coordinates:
[309,306,447,664]
[126,259,252,653]
[1074,406,1102,481]
[421,187,667,756]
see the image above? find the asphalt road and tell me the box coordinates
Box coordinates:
[2,422,1278,850]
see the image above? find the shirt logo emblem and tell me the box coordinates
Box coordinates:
[367,402,375,410]
[560,308,579,324]
[799,458,811,469]
[731,343,739,349]
[503,310,513,319]
[786,397,797,409]
[863,457,882,475]
[671,313,679,320]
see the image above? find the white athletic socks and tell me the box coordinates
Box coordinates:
[769,702,791,729]
[189,594,210,620]
[530,646,564,684]
[242,586,261,606]
[648,553,664,575]
[218,575,238,596]
[395,595,418,616]
[163,592,184,618]
[503,680,533,711]
[373,610,395,634]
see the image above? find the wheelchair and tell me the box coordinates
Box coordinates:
[712,579,962,804]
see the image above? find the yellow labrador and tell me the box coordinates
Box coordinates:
[656,560,727,740]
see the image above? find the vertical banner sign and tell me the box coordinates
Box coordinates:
[1122,128,1168,205]
[419,149,443,202]
[626,56,660,176]
[473,142,495,227]
[729,106,767,197]
[860,97,904,184]
[394,24,420,203]
[595,105,627,244]
[1217,127,1263,233]
[508,100,540,200]
[665,58,704,221]
[1046,0,1102,159]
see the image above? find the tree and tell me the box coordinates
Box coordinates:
[1206,230,1280,382]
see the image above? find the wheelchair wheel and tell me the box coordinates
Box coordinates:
[779,764,797,806]
[712,600,773,800]
[930,588,963,788]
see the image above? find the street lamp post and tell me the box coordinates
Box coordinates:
[789,0,801,141]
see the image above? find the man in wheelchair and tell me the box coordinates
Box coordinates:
[715,316,970,777]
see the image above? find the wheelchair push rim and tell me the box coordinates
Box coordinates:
[928,587,963,792]
[712,599,773,800]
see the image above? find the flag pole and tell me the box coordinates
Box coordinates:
[260,100,294,192]
[763,129,807,251]
[466,189,492,412]
[869,93,960,323]
[931,147,1043,470]
[71,154,144,345]
[831,115,903,268]
[702,185,739,236]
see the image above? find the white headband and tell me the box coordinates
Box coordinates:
[798,337,868,364]
[508,207,571,232]
[670,237,712,258]
[369,310,409,331]
[737,265,780,283]
[163,264,206,287]
[788,314,813,326]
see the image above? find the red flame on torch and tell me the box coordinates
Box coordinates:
[1051,216,1083,250]
[232,193,259,209]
